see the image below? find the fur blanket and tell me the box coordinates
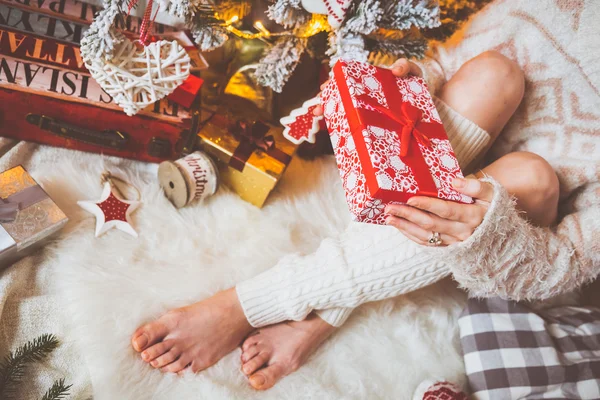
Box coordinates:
[0,0,597,398]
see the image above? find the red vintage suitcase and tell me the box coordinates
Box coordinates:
[0,87,199,162]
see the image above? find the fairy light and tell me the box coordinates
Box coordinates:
[222,14,328,40]
[253,21,271,37]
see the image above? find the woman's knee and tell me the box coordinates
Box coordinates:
[439,51,525,137]
[487,152,559,226]
[465,51,525,107]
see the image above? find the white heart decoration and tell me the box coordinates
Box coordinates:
[85,40,191,116]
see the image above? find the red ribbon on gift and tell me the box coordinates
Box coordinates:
[336,63,448,202]
[209,114,292,173]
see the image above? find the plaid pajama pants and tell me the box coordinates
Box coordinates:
[459,298,600,399]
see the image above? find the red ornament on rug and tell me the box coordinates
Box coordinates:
[78,174,141,237]
[281,97,324,145]
[420,381,468,400]
[321,60,471,225]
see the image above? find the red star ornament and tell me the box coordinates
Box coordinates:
[281,96,324,145]
[78,182,140,237]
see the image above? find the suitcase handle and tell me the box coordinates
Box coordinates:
[26,114,129,150]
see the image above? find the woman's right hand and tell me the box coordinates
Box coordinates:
[313,58,423,116]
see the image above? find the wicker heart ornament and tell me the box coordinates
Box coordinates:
[85,40,191,116]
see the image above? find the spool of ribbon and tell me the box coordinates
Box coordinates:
[0,185,48,223]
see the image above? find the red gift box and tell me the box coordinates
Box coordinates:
[321,60,472,225]
[168,75,204,108]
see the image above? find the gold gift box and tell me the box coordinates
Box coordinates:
[197,118,297,208]
[0,165,68,268]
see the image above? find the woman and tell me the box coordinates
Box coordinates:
[129,51,596,392]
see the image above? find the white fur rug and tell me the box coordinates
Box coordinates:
[47,152,468,400]
[0,0,596,398]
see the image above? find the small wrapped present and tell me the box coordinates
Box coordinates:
[321,60,471,225]
[0,165,68,268]
[197,114,297,208]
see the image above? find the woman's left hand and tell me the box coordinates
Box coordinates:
[385,177,495,246]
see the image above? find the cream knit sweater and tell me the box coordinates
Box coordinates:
[236,59,494,327]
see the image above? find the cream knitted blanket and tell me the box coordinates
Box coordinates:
[0,0,597,399]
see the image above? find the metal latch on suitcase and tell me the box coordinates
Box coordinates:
[26,114,129,150]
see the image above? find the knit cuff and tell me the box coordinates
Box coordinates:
[430,178,525,299]
[235,256,303,328]
[316,307,353,327]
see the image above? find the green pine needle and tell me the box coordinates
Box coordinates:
[0,334,60,398]
[41,378,72,400]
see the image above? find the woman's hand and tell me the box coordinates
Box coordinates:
[385,177,495,246]
[313,58,423,116]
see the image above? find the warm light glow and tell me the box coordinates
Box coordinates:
[227,15,239,24]
[253,21,271,37]
[223,13,329,40]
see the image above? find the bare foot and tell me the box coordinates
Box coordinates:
[131,288,253,373]
[240,314,336,390]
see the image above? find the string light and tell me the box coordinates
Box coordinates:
[253,21,271,37]
[222,14,329,40]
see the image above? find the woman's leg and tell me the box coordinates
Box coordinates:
[236,51,533,390]
[129,51,528,382]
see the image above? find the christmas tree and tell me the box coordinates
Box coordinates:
[82,0,492,96]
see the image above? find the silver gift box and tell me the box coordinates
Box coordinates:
[0,165,68,268]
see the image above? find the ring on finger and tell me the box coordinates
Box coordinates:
[428,231,443,246]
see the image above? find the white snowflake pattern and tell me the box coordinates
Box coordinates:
[360,198,385,219]
[396,76,442,124]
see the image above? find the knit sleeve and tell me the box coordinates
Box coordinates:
[315,307,353,327]
[439,179,600,301]
[236,223,450,328]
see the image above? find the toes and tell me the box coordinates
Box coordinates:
[132,321,169,352]
[161,357,190,374]
[242,352,269,376]
[190,359,209,374]
[150,348,181,369]
[249,363,286,391]
[242,334,260,352]
[241,344,260,363]
[141,340,173,363]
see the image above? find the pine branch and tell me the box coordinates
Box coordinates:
[345,0,384,35]
[80,0,125,60]
[367,35,429,60]
[0,334,60,399]
[379,0,441,31]
[255,36,308,93]
[190,23,229,51]
[41,378,72,400]
[266,0,311,28]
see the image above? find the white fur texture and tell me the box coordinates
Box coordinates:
[41,148,467,399]
[2,0,597,398]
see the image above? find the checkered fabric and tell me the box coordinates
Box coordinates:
[459,298,600,399]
